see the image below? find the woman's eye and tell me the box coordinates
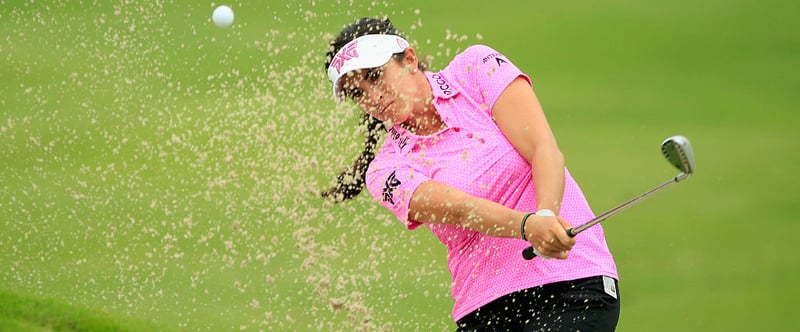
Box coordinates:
[347,89,363,100]
[368,69,382,82]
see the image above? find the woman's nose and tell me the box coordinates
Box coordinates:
[367,86,383,104]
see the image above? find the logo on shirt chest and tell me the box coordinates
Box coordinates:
[382,171,401,204]
[387,126,410,151]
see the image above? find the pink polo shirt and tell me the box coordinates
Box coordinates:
[364,45,617,321]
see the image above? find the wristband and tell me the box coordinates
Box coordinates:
[521,209,556,241]
[520,212,535,241]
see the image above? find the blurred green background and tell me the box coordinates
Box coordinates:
[1,0,798,331]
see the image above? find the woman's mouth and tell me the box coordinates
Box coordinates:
[380,101,394,114]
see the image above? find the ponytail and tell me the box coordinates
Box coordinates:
[321,113,384,202]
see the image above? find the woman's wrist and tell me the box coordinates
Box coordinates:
[520,212,535,240]
[521,209,556,241]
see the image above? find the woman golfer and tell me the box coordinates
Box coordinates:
[322,17,620,331]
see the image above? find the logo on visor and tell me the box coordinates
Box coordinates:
[330,41,360,74]
[396,37,410,49]
[382,171,401,204]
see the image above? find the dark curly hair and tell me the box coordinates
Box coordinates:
[321,17,425,202]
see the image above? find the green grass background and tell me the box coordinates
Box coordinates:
[1,0,798,331]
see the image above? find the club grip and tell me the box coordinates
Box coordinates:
[521,246,537,260]
[521,228,576,260]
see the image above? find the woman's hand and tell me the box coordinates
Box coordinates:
[523,215,575,259]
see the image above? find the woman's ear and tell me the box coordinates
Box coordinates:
[403,47,419,69]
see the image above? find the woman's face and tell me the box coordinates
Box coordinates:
[338,52,424,125]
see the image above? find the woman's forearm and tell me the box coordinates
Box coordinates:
[409,180,526,238]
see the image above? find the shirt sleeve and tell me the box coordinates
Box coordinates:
[365,143,430,230]
[447,44,532,116]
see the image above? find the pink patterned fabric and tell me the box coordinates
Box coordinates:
[365,45,617,321]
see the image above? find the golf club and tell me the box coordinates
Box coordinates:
[522,135,696,260]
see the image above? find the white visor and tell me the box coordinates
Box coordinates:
[327,34,410,100]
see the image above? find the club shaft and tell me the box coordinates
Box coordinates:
[571,172,686,235]
[522,172,688,260]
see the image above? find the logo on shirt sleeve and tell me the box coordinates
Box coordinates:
[382,171,402,204]
[481,52,507,67]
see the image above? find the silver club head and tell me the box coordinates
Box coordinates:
[661,135,696,176]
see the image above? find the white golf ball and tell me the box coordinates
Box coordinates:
[212,5,234,28]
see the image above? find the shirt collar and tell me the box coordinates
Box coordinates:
[425,71,459,100]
